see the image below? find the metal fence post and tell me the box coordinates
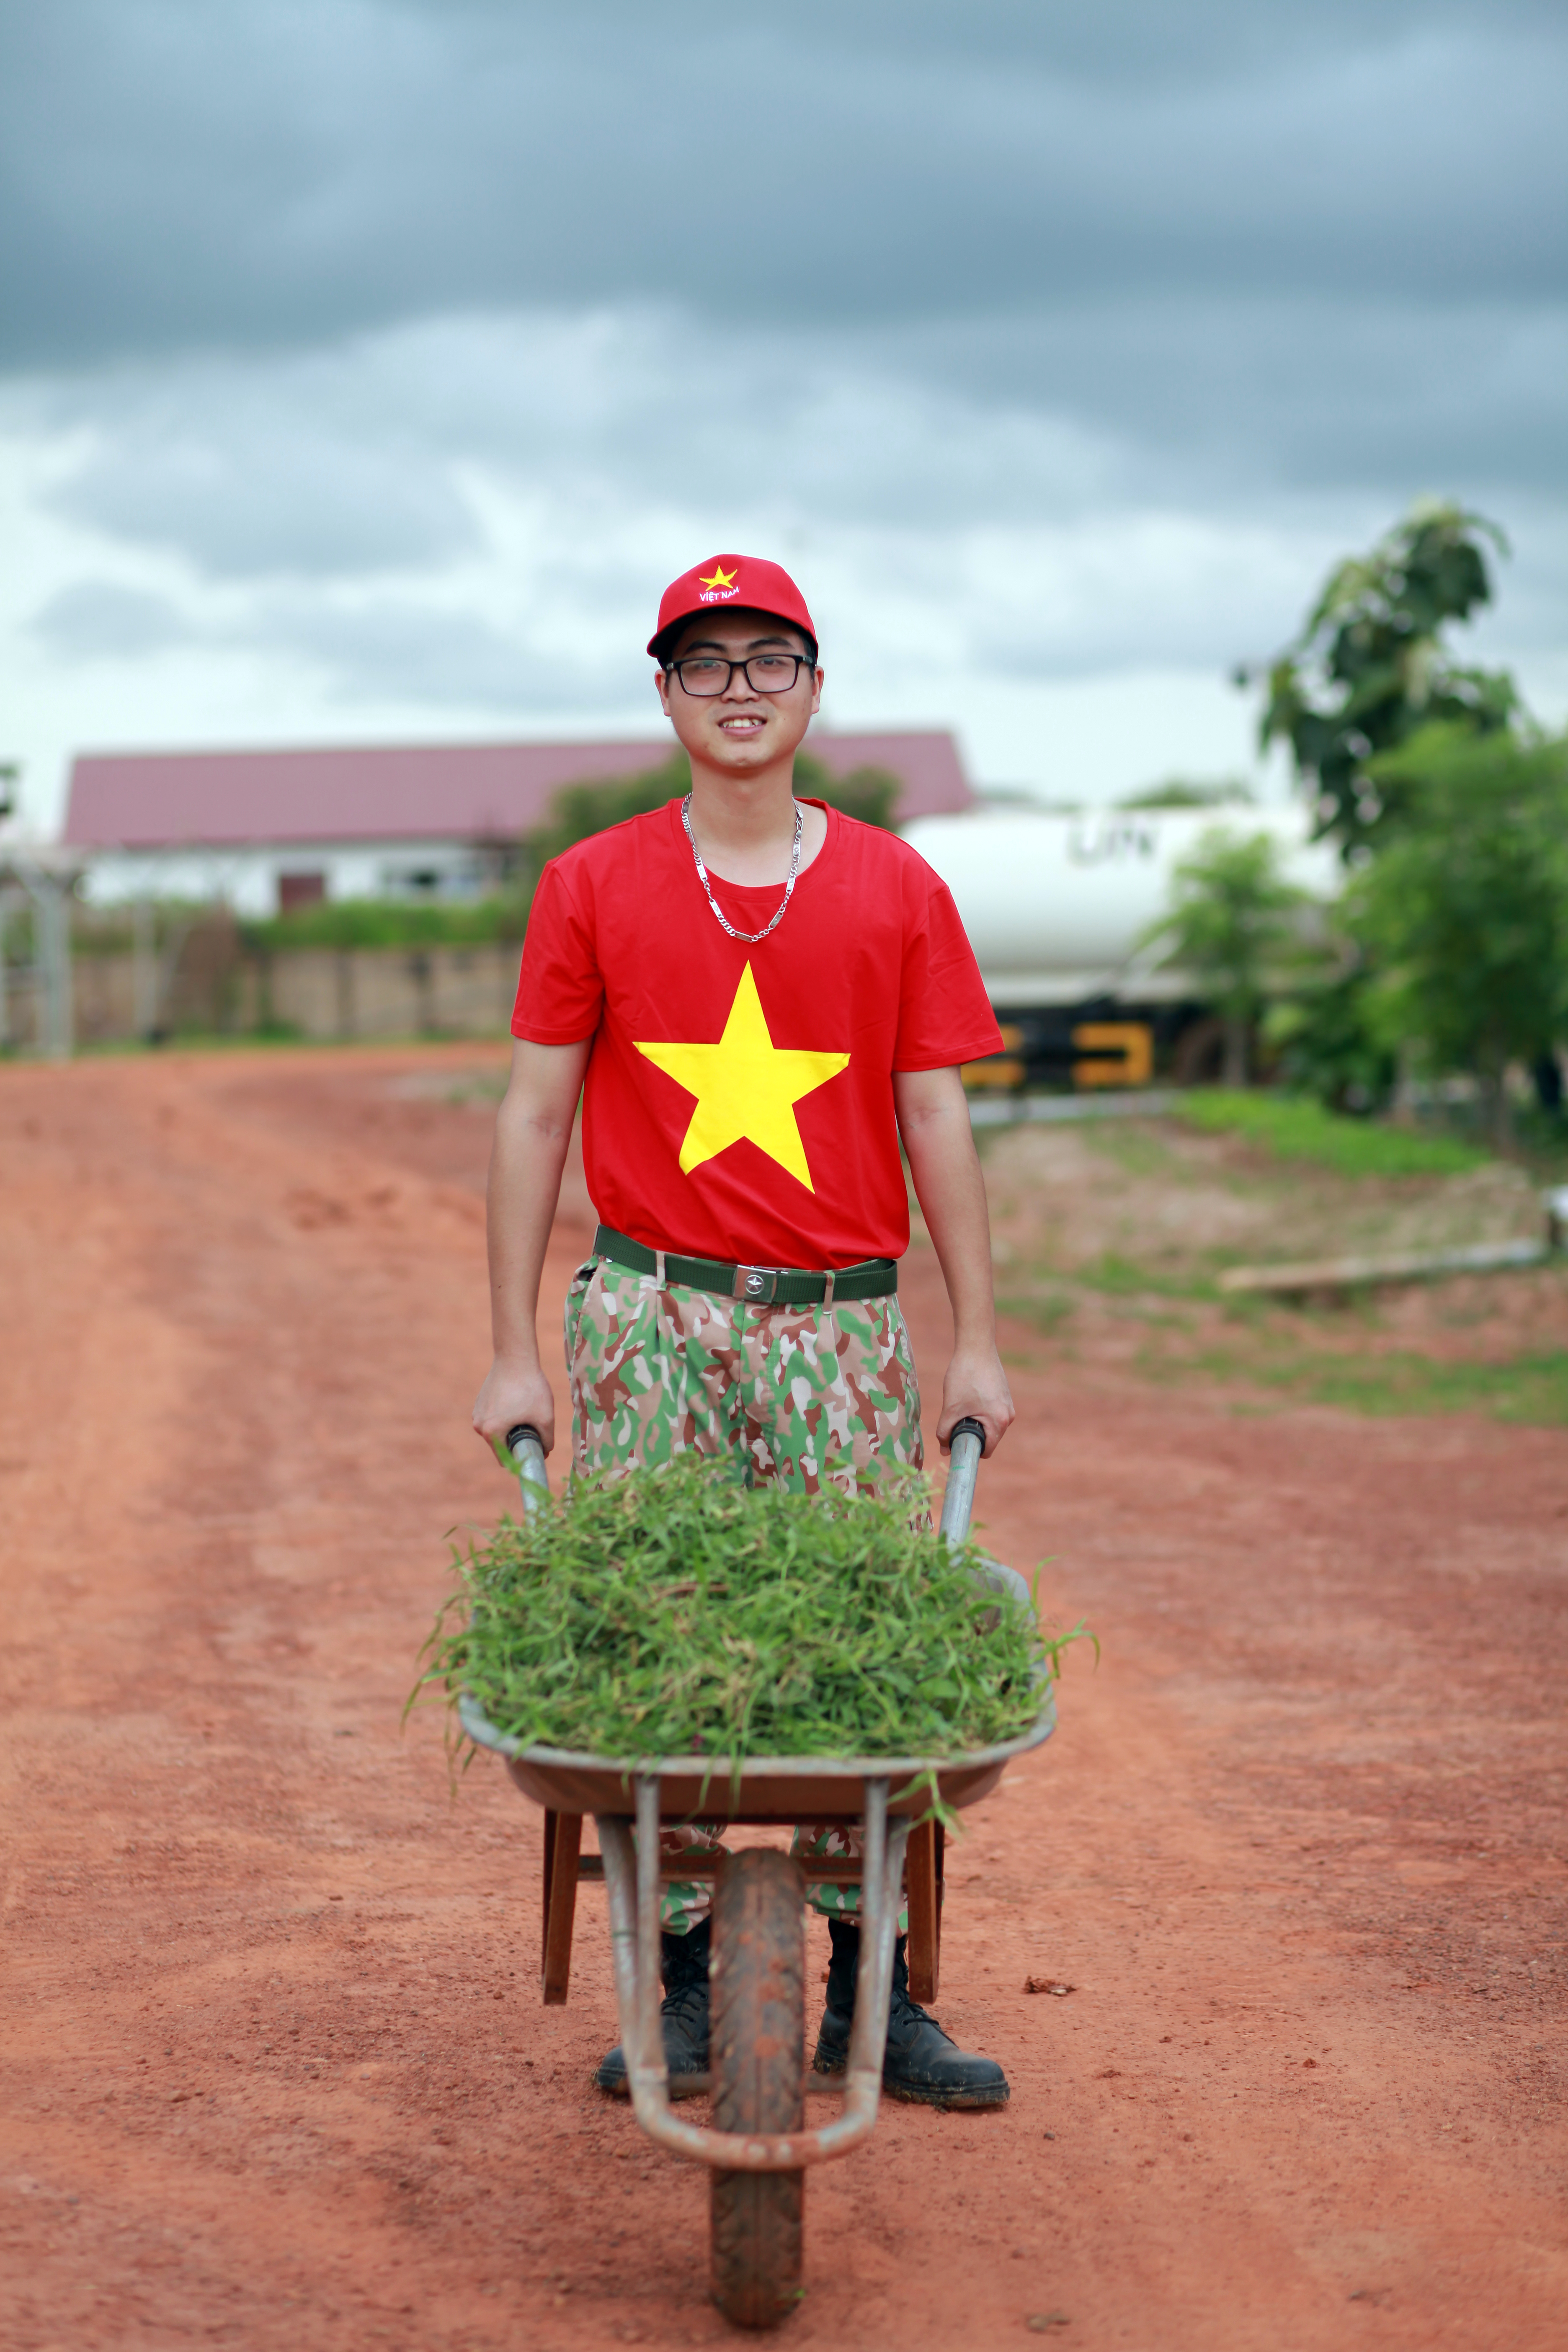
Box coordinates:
[133,896,158,1037]
[36,878,73,1060]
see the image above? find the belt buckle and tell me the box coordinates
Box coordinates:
[732,1264,778,1304]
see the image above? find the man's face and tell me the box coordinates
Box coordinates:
[655,608,823,778]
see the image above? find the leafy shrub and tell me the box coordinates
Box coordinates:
[518,748,900,883]
[240,896,529,952]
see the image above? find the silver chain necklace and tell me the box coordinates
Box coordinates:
[681,793,803,945]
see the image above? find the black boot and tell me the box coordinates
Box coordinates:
[811,1916,1009,2111]
[594,1916,711,2097]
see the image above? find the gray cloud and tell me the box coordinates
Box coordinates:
[45,363,482,576]
[20,299,1562,615]
[30,581,195,658]
[4,3,1562,737]
[2,3,1563,370]
[265,596,625,713]
[24,554,629,715]
[16,310,1130,590]
[879,297,1568,498]
[9,294,1563,713]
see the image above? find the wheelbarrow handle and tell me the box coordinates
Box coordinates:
[503,1414,981,1533]
[938,1416,986,1547]
[505,1422,550,1515]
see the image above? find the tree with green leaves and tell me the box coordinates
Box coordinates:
[518,748,900,881]
[1261,962,1397,1117]
[1117,777,1255,811]
[1345,722,1568,1146]
[1138,828,1318,1086]
[1255,500,1517,848]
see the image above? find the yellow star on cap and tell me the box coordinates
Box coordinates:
[698,562,738,590]
[636,963,849,1190]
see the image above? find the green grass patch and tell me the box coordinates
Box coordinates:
[996,1289,1078,1335]
[241,895,529,952]
[1074,1252,1221,1301]
[415,1453,1078,1768]
[1186,1344,1568,1425]
[1179,1091,1490,1178]
[1078,1123,1185,1179]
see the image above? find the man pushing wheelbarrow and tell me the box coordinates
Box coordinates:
[472,552,1016,2110]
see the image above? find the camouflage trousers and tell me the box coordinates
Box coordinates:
[565,1256,922,1933]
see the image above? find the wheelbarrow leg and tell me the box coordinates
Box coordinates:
[905,1819,941,2005]
[541,1808,583,2006]
[541,1808,557,1976]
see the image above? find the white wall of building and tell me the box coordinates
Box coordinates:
[80,838,491,915]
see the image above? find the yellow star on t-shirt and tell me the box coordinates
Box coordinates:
[635,962,850,1191]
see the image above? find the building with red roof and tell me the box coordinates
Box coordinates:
[64,729,972,913]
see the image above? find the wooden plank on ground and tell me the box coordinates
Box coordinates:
[1219,1236,1548,1297]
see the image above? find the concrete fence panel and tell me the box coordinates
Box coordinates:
[59,941,525,1046]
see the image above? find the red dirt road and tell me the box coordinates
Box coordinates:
[2,1046,1564,2352]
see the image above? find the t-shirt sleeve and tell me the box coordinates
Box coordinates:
[892,862,1004,1070]
[510,859,604,1043]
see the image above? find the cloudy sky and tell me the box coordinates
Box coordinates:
[3,0,1564,829]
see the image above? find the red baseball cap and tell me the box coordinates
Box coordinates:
[647,553,818,661]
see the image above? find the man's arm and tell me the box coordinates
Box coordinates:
[471,1034,594,1456]
[892,1065,1015,1457]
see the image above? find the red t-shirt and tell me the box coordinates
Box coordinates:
[511,798,1001,1268]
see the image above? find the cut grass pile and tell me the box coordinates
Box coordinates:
[1179,1091,1490,1179]
[417,1454,1068,1766]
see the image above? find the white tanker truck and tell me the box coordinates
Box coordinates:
[900,802,1341,1090]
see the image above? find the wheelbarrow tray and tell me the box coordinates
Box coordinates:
[456,1542,1055,1818]
[456,1543,1054,2017]
[458,1689,1055,1821]
[461,1689,1054,2020]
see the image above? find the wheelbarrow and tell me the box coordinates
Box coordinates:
[459,1418,1055,2328]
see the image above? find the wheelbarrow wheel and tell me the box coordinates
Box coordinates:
[709,1849,806,2328]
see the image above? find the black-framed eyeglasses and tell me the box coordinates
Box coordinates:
[666,653,815,697]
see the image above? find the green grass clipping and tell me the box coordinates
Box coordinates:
[415,1453,1082,1771]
